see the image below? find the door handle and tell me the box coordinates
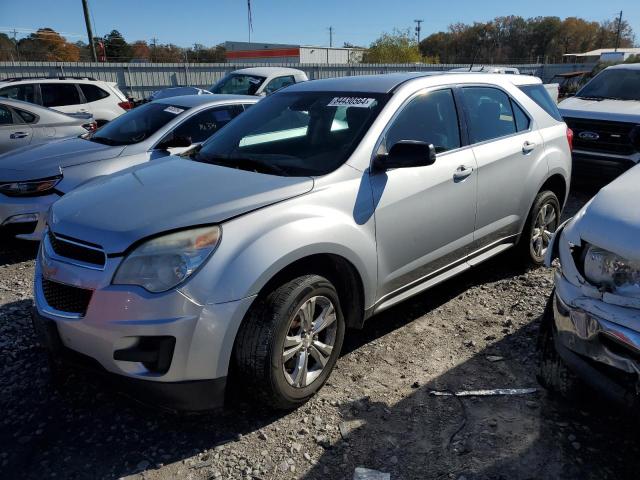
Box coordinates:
[10,132,30,139]
[453,165,474,181]
[522,140,536,153]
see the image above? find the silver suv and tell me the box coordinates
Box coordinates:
[33,73,572,410]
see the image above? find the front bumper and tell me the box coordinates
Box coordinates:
[571,150,637,180]
[553,271,640,402]
[0,193,57,240]
[33,243,256,410]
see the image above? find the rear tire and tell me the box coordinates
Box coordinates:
[518,190,560,265]
[234,274,345,409]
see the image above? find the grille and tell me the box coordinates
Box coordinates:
[41,278,93,316]
[48,231,106,267]
[564,117,637,156]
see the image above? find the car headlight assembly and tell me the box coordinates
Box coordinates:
[113,226,221,293]
[0,175,62,197]
[583,245,640,297]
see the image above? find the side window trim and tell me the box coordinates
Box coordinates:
[460,84,533,147]
[372,86,464,165]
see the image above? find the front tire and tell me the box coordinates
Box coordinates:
[518,190,560,265]
[234,274,345,409]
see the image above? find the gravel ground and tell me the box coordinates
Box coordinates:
[1,186,639,480]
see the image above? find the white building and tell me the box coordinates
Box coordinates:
[224,42,364,64]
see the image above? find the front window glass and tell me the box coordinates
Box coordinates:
[0,84,36,103]
[576,68,640,101]
[167,105,244,144]
[385,89,461,153]
[89,102,190,146]
[0,105,13,125]
[263,76,296,95]
[193,91,388,176]
[210,74,266,95]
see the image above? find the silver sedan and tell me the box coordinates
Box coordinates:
[0,94,258,240]
[0,98,95,155]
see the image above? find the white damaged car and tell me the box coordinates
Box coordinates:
[539,165,640,407]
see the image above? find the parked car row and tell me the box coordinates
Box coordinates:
[0,64,637,413]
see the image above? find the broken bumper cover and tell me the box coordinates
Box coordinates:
[552,272,640,404]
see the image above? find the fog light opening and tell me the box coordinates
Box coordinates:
[113,336,176,374]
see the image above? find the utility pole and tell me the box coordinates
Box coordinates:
[247,0,253,43]
[328,26,333,47]
[11,28,20,61]
[81,0,97,62]
[151,37,158,62]
[614,10,623,52]
[414,19,424,45]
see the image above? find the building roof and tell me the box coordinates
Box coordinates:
[563,47,640,57]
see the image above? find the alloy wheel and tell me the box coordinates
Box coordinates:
[531,202,558,259]
[282,295,337,388]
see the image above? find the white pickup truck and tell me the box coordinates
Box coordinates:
[558,63,640,180]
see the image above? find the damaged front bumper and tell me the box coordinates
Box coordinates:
[550,225,640,404]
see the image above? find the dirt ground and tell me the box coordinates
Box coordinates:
[1,184,639,480]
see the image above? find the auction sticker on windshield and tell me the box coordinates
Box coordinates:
[328,97,376,108]
[164,106,185,115]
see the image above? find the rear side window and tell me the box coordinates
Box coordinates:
[0,105,14,125]
[519,84,562,121]
[263,76,296,95]
[15,108,37,123]
[0,84,36,103]
[80,84,110,102]
[386,89,461,153]
[41,83,81,107]
[463,87,516,143]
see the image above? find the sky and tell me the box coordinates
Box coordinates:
[1,0,639,48]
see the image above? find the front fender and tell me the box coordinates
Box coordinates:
[182,193,378,309]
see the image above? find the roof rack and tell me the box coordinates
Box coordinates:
[1,76,97,82]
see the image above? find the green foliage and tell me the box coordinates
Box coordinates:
[420,15,636,64]
[363,29,421,64]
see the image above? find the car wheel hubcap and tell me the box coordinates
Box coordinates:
[531,202,557,258]
[282,295,337,388]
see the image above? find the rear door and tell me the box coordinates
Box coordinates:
[0,104,32,154]
[461,86,545,253]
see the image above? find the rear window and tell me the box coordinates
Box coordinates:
[0,84,36,103]
[519,84,562,122]
[80,84,110,102]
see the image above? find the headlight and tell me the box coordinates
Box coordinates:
[583,245,640,297]
[113,226,221,293]
[0,175,62,197]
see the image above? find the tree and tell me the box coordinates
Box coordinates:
[151,44,184,63]
[17,28,79,61]
[131,41,151,61]
[104,30,132,62]
[363,30,421,63]
[0,33,16,61]
[188,43,225,62]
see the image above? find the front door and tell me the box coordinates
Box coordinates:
[371,88,478,300]
[0,104,32,154]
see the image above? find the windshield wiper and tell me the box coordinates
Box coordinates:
[194,154,289,176]
[575,95,606,101]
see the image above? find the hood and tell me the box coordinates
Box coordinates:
[0,137,125,182]
[559,96,640,123]
[50,157,314,253]
[572,165,640,262]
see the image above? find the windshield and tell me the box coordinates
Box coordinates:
[89,102,190,146]
[210,74,266,95]
[576,68,640,101]
[192,91,388,176]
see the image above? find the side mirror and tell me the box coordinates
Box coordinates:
[373,140,436,171]
[156,135,192,150]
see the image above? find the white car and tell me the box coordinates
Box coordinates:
[558,63,640,180]
[210,67,308,96]
[0,77,131,125]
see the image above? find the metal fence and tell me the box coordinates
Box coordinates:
[0,61,595,100]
